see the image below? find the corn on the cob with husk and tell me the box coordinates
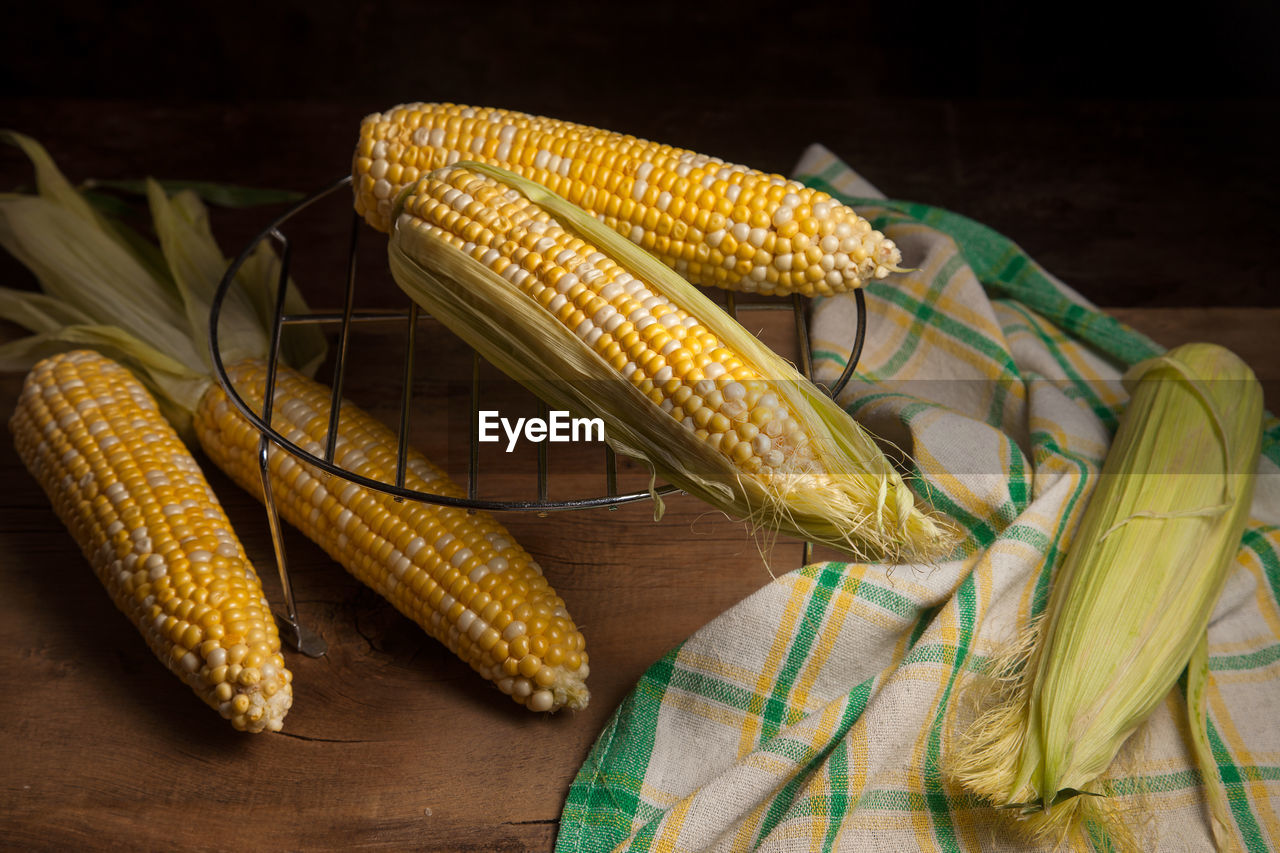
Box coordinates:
[386,162,953,561]
[10,349,293,732]
[0,132,589,711]
[354,102,903,297]
[951,342,1264,851]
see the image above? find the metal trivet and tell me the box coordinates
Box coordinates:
[209,176,867,656]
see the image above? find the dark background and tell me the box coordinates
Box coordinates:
[2,0,1278,307]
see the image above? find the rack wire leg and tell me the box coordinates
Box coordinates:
[792,293,817,567]
[258,434,327,657]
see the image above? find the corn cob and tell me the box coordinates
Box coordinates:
[9,350,292,732]
[0,136,592,712]
[387,163,953,560]
[951,343,1263,849]
[196,359,589,712]
[354,102,902,297]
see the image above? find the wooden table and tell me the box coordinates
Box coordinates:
[1,99,1277,851]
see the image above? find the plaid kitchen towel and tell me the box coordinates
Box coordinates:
[555,146,1280,852]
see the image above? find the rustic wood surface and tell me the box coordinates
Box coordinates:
[1,99,1277,851]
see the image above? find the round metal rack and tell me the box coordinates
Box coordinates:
[209,176,867,656]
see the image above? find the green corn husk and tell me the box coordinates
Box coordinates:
[951,342,1263,850]
[0,131,326,435]
[386,162,954,562]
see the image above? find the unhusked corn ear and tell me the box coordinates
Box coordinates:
[194,358,589,713]
[388,164,953,561]
[9,350,292,732]
[951,343,1264,850]
[354,102,901,297]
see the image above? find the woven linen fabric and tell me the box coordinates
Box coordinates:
[556,146,1280,852]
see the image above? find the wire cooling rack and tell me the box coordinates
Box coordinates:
[209,176,867,656]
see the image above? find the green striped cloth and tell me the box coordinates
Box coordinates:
[556,146,1280,852]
